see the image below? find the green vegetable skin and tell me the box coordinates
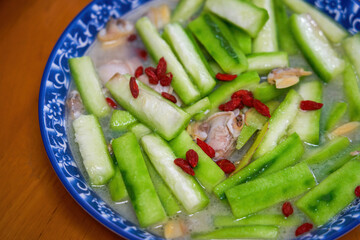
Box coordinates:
[169,131,226,191]
[214,133,304,199]
[213,214,302,227]
[73,115,114,186]
[135,17,201,105]
[226,163,316,218]
[290,14,345,82]
[184,97,210,118]
[206,0,269,38]
[325,102,348,131]
[343,33,360,76]
[289,80,323,145]
[108,165,128,202]
[247,52,289,75]
[253,82,288,103]
[231,25,252,55]
[110,110,138,132]
[68,56,110,118]
[141,133,209,214]
[171,0,204,23]
[296,157,360,226]
[188,13,248,74]
[192,226,279,239]
[106,74,190,141]
[112,132,167,227]
[342,60,360,121]
[163,23,216,96]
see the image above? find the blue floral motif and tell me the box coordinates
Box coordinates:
[38,0,360,240]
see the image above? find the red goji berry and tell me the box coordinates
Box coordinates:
[186,149,198,168]
[216,73,237,81]
[145,67,159,85]
[161,92,177,103]
[129,76,139,98]
[156,57,167,77]
[295,223,313,236]
[219,98,242,111]
[136,48,148,60]
[231,90,253,100]
[174,158,195,176]
[282,202,294,217]
[300,100,323,111]
[253,99,271,118]
[242,94,254,107]
[106,97,117,109]
[160,72,173,86]
[134,66,143,78]
[127,34,137,42]
[216,159,236,174]
[355,186,360,197]
[196,138,215,158]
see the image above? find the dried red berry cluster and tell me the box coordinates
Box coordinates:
[219,90,271,118]
[174,149,199,176]
[300,100,324,111]
[281,202,314,237]
[144,57,173,86]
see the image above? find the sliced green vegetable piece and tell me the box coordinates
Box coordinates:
[296,157,360,226]
[163,23,216,96]
[342,60,360,121]
[192,226,279,239]
[325,102,348,131]
[236,125,258,150]
[247,52,289,75]
[106,74,190,141]
[282,0,348,43]
[245,101,280,130]
[141,133,209,213]
[169,131,226,191]
[226,163,316,218]
[112,132,167,227]
[206,0,269,38]
[253,82,288,103]
[171,0,204,23]
[188,13,248,74]
[288,80,323,145]
[136,17,201,105]
[68,56,110,117]
[108,165,128,202]
[304,136,350,165]
[73,115,114,186]
[290,14,345,82]
[252,0,278,52]
[215,133,304,199]
[110,110,138,132]
[213,214,302,227]
[231,25,252,55]
[129,123,152,140]
[343,33,360,76]
[184,97,210,118]
[254,89,302,158]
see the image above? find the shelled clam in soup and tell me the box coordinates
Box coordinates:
[66,0,360,239]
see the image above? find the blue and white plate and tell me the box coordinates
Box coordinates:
[39,0,360,239]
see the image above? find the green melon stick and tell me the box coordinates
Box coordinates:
[214,133,304,199]
[296,157,360,226]
[141,133,209,214]
[106,74,191,141]
[236,125,258,151]
[112,132,167,227]
[213,214,302,227]
[135,17,201,105]
[254,89,302,158]
[226,163,316,218]
[171,0,204,23]
[108,165,128,202]
[68,56,111,118]
[129,123,181,216]
[188,13,248,74]
[252,0,278,53]
[290,14,345,82]
[194,71,260,120]
[110,110,138,132]
[274,0,298,55]
[247,52,289,75]
[208,61,224,75]
[343,33,360,76]
[163,23,216,96]
[73,115,115,186]
[169,131,226,191]
[324,102,348,131]
[288,80,323,145]
[231,24,252,55]
[342,60,360,121]
[282,0,348,43]
[205,0,269,38]
[184,97,210,118]
[192,226,279,239]
[303,136,350,165]
[253,82,288,103]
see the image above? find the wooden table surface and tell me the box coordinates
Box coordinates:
[0,0,359,239]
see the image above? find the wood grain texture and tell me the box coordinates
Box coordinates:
[0,0,358,239]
